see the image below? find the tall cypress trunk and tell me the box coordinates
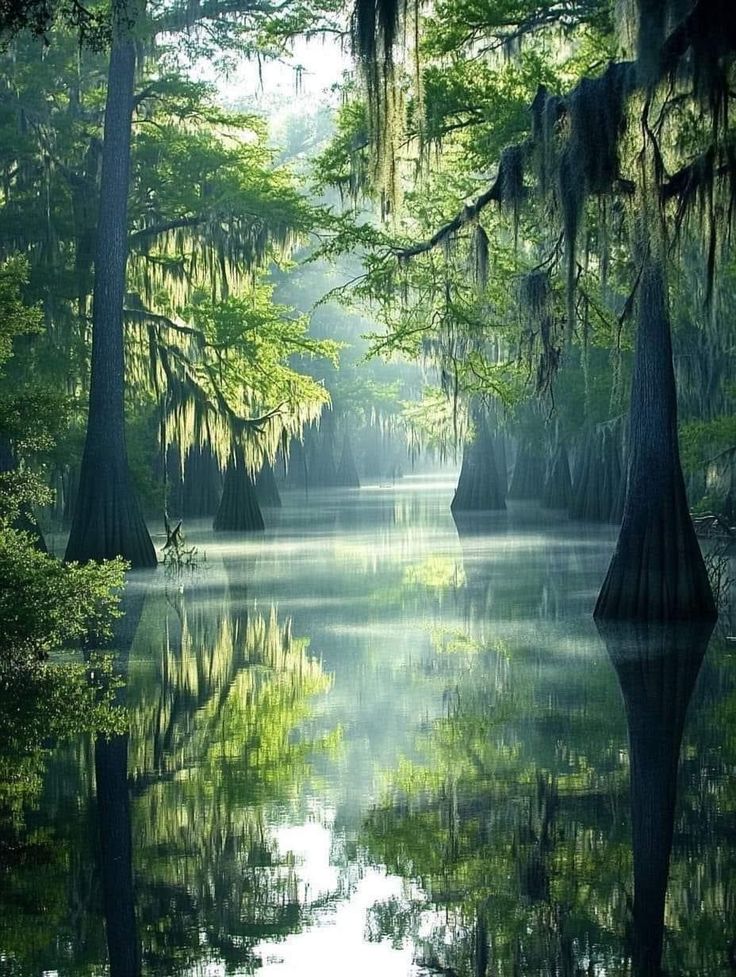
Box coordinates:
[182,445,222,518]
[595,258,715,620]
[213,445,265,532]
[541,442,573,510]
[255,459,282,507]
[508,441,544,501]
[451,414,505,513]
[335,432,361,488]
[65,0,156,568]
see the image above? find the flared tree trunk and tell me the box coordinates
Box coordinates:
[213,447,265,532]
[335,432,361,488]
[285,436,308,490]
[541,443,573,510]
[601,620,712,976]
[65,1,156,568]
[306,412,338,486]
[451,417,506,512]
[595,259,716,620]
[255,460,281,507]
[508,442,544,500]
[181,445,222,518]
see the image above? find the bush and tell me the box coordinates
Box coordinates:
[0,528,126,663]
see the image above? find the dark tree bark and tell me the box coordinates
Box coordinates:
[541,442,573,510]
[213,446,265,532]
[285,436,308,490]
[572,427,623,522]
[335,432,361,488]
[595,259,716,620]
[255,460,282,507]
[600,620,713,976]
[451,415,506,512]
[181,445,222,518]
[508,442,545,501]
[306,412,339,486]
[65,0,156,568]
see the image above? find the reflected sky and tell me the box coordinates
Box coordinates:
[2,476,734,976]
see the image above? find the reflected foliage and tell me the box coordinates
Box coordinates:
[0,572,336,975]
[362,608,734,976]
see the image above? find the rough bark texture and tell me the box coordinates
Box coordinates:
[541,443,573,509]
[255,460,281,507]
[213,447,265,532]
[451,419,506,512]
[595,260,716,620]
[601,620,712,976]
[65,14,156,568]
[335,433,361,488]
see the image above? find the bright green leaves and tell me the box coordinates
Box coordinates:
[0,530,125,663]
[0,257,42,369]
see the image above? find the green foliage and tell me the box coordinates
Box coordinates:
[680,416,736,474]
[0,256,41,367]
[0,529,125,663]
[0,653,124,829]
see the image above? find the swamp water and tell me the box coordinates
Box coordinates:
[2,476,735,975]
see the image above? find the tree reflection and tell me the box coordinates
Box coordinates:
[362,619,725,976]
[600,620,714,976]
[129,576,333,973]
[0,570,333,975]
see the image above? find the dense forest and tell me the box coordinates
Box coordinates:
[1,0,735,974]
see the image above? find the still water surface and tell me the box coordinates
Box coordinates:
[2,477,735,975]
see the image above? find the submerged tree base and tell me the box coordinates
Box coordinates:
[65,460,156,568]
[594,481,716,622]
[214,456,265,532]
[594,258,716,623]
[451,425,505,512]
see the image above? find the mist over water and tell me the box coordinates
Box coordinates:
[2,478,733,976]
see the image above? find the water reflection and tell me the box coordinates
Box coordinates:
[601,621,713,976]
[363,599,728,976]
[2,483,735,975]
